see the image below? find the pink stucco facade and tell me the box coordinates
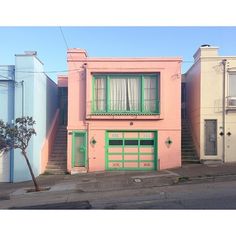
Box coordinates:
[66,48,182,173]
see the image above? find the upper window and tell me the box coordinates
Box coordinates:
[93,74,159,114]
[229,72,236,97]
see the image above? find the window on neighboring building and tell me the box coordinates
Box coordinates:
[93,74,159,114]
[229,72,236,97]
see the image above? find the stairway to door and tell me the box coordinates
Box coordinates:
[181,120,200,164]
[45,125,67,174]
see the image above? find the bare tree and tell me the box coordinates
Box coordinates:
[0,117,40,191]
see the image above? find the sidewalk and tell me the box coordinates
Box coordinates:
[1,162,236,209]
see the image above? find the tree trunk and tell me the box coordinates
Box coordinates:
[22,150,40,192]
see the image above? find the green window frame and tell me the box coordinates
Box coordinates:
[92,73,160,114]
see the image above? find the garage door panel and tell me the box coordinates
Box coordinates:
[140,154,154,161]
[139,132,155,139]
[139,147,154,153]
[139,162,154,168]
[124,154,139,161]
[108,147,122,153]
[109,132,123,139]
[124,132,138,138]
[124,147,139,153]
[109,162,122,168]
[109,155,123,160]
[124,162,138,168]
[107,131,156,170]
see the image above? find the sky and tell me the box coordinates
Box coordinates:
[1,27,236,82]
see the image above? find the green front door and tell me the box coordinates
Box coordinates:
[72,132,87,167]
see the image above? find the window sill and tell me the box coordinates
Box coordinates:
[86,113,163,120]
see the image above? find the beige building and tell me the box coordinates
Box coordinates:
[184,45,236,163]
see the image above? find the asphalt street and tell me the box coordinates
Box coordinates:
[5,179,236,209]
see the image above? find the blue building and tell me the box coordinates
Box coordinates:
[0,51,58,182]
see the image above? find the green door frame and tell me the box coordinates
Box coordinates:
[72,131,87,168]
[105,130,158,171]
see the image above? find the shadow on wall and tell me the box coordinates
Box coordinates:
[58,87,68,125]
[46,77,58,136]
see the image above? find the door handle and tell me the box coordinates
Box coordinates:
[227,132,232,136]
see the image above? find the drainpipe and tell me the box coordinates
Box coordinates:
[21,80,24,117]
[222,59,227,163]
[10,75,16,183]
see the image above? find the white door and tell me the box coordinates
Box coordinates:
[0,151,10,182]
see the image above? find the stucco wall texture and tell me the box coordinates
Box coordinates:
[66,49,182,173]
[185,46,236,162]
[0,53,58,182]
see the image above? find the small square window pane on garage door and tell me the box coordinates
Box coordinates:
[106,131,157,170]
[140,140,154,146]
[124,140,138,145]
[109,140,123,145]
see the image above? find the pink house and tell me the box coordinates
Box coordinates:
[62,48,182,173]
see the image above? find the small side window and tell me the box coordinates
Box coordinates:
[109,140,123,145]
[140,140,154,146]
[124,140,138,145]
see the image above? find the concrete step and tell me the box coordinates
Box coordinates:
[51,150,67,154]
[55,136,67,139]
[182,148,196,151]
[48,161,66,165]
[46,164,67,169]
[53,143,67,146]
[55,132,67,136]
[182,159,201,164]
[44,169,67,175]
[50,155,67,159]
[181,146,196,150]
[55,140,67,143]
[53,145,67,149]
[51,151,67,155]
[51,150,67,153]
[201,160,223,165]
[182,151,197,155]
[182,155,198,159]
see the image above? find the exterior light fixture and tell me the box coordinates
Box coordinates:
[165,137,173,148]
[90,137,97,145]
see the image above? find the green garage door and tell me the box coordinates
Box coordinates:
[105,131,157,170]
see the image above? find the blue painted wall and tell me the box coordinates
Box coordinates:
[13,53,58,182]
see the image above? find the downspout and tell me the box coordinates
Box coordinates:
[86,122,90,172]
[21,80,24,117]
[222,59,227,163]
[10,76,15,183]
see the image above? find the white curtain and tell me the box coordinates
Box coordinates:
[127,77,141,111]
[110,78,127,111]
[95,75,156,112]
[95,78,106,111]
[143,76,156,112]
